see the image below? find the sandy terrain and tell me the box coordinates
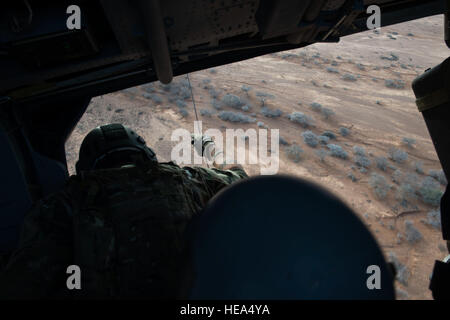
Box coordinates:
[66,15,449,300]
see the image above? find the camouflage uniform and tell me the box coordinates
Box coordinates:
[0,161,247,299]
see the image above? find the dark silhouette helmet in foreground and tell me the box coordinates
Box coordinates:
[76,123,157,174]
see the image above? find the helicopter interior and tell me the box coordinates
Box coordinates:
[0,0,449,298]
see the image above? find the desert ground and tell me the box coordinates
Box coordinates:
[66,15,449,300]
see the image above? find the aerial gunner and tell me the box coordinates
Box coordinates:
[0,123,247,299]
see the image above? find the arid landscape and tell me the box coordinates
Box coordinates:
[66,15,449,299]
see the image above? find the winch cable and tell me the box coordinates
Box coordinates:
[186,74,210,168]
[186,74,199,121]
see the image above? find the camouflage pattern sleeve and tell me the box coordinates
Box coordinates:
[0,193,73,299]
[183,165,248,203]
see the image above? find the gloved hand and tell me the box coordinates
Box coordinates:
[191,134,215,160]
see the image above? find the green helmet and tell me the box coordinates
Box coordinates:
[76,123,157,174]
